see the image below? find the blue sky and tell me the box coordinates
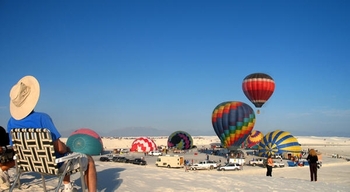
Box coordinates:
[1,0,349,137]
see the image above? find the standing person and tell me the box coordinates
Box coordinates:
[0,126,15,190]
[266,155,274,177]
[306,149,318,182]
[184,160,189,172]
[7,75,97,192]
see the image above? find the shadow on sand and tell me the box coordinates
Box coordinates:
[95,167,125,192]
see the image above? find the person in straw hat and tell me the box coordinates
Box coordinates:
[7,75,97,192]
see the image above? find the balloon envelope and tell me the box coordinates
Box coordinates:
[167,131,193,150]
[66,134,103,155]
[212,101,255,150]
[242,73,275,108]
[258,130,302,157]
[71,128,103,146]
[247,130,263,148]
[130,137,157,152]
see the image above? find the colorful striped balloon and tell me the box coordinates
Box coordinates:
[247,130,263,148]
[258,130,302,157]
[212,101,255,150]
[167,131,193,150]
[242,73,275,108]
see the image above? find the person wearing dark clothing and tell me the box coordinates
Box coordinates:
[266,155,273,177]
[306,149,319,182]
[0,126,15,189]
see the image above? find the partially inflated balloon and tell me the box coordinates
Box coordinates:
[212,101,255,150]
[167,131,193,150]
[246,130,263,148]
[66,134,103,155]
[71,128,103,146]
[130,137,157,152]
[258,130,302,157]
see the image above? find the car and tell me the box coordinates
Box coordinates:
[148,151,162,156]
[189,160,219,170]
[132,158,147,165]
[249,158,266,167]
[112,156,129,163]
[272,154,283,160]
[100,156,110,162]
[273,161,285,168]
[217,163,241,171]
[100,154,115,162]
[126,158,136,163]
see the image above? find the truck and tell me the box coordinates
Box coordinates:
[155,155,184,168]
[189,160,219,170]
[273,160,285,168]
[228,158,245,165]
[248,158,266,167]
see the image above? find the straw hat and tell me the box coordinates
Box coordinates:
[9,75,40,120]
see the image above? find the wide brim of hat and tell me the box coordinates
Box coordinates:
[9,76,40,120]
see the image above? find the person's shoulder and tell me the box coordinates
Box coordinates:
[32,111,52,118]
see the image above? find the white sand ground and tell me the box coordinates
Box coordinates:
[3,136,350,192]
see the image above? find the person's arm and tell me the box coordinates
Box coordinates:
[53,139,71,154]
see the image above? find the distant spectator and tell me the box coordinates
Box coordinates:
[306,149,318,182]
[266,155,273,177]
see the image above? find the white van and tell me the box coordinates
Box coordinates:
[155,155,184,168]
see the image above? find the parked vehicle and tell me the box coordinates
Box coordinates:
[248,158,266,167]
[273,154,283,159]
[133,158,147,165]
[100,154,115,162]
[273,161,285,168]
[100,156,111,162]
[112,156,129,163]
[228,158,245,165]
[189,160,218,170]
[148,151,163,156]
[155,155,184,168]
[217,163,241,171]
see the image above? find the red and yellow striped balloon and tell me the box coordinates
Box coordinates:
[247,130,263,148]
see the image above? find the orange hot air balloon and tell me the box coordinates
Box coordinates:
[242,73,275,114]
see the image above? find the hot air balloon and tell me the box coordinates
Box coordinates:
[212,101,255,150]
[242,73,275,114]
[66,128,103,155]
[167,131,193,150]
[70,128,103,146]
[258,130,302,157]
[130,137,157,152]
[246,130,264,148]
